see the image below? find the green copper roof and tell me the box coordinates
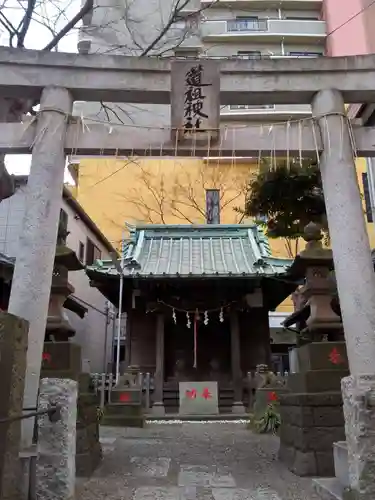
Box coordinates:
[86,224,291,279]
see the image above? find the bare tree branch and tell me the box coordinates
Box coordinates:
[42,0,93,51]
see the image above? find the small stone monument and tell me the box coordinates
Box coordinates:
[102,366,144,427]
[279,223,348,477]
[42,217,102,477]
[36,378,77,500]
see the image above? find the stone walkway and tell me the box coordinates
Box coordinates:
[76,422,319,500]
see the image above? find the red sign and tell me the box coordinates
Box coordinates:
[329,347,343,365]
[119,393,131,402]
[42,352,51,363]
[201,388,212,400]
[186,389,197,399]
[268,391,278,403]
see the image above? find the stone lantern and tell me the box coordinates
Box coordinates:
[45,218,84,341]
[285,222,343,344]
[46,246,83,340]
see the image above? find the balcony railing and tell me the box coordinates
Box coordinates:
[227,18,268,32]
[230,104,275,110]
[202,18,326,39]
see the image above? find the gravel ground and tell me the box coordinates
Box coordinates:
[76,422,320,500]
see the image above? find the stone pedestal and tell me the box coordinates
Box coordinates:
[340,374,375,499]
[75,374,102,477]
[0,312,28,500]
[36,378,77,500]
[102,378,144,427]
[41,342,102,477]
[279,342,348,476]
[153,314,165,415]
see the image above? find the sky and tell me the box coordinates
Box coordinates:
[1,0,80,179]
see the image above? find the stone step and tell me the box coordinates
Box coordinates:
[101,414,145,428]
[313,478,344,500]
[146,412,251,421]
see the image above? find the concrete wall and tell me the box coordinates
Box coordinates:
[0,184,116,373]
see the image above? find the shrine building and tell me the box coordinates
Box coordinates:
[86,223,296,413]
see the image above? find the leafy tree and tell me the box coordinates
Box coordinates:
[240,158,327,257]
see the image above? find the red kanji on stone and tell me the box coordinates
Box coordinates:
[42,352,51,363]
[268,391,278,402]
[119,393,130,402]
[186,389,197,399]
[201,388,212,400]
[329,347,343,365]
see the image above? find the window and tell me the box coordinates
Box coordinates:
[58,209,69,243]
[288,52,323,57]
[227,17,267,32]
[86,238,101,265]
[206,189,220,224]
[362,173,373,223]
[237,50,262,59]
[229,104,275,110]
[79,242,85,262]
[174,48,200,58]
[285,16,320,21]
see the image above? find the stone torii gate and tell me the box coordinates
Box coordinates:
[2,47,375,497]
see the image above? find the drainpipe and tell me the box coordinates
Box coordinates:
[102,301,110,374]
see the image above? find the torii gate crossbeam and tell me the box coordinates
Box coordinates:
[1,47,375,104]
[2,120,375,157]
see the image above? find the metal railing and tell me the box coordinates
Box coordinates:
[227,18,268,32]
[6,405,62,500]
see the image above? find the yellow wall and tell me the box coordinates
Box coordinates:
[72,156,375,314]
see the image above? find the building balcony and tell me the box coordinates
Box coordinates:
[220,103,312,121]
[201,18,326,43]
[201,0,323,9]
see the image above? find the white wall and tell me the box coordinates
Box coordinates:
[0,183,116,372]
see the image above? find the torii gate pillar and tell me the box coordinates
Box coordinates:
[312,89,375,498]
[7,86,72,449]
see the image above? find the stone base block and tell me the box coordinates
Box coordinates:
[279,443,335,476]
[279,391,345,477]
[152,402,165,416]
[232,401,246,414]
[296,342,348,372]
[333,441,349,489]
[76,443,102,477]
[41,341,82,379]
[341,374,375,499]
[287,370,349,393]
[313,477,344,500]
[101,415,145,427]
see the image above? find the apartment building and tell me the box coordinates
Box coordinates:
[77,0,326,124]
[322,0,375,241]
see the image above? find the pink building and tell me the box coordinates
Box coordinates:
[323,0,375,56]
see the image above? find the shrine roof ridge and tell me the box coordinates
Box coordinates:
[86,223,291,279]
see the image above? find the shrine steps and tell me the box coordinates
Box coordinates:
[145,413,251,422]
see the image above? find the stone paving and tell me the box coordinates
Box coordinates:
[76,422,320,500]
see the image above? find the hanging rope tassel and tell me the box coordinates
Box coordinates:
[193,315,198,369]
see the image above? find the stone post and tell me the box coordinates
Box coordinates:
[311,89,375,375]
[230,310,245,414]
[152,313,165,416]
[312,89,375,498]
[36,378,77,500]
[0,312,28,500]
[7,86,72,448]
